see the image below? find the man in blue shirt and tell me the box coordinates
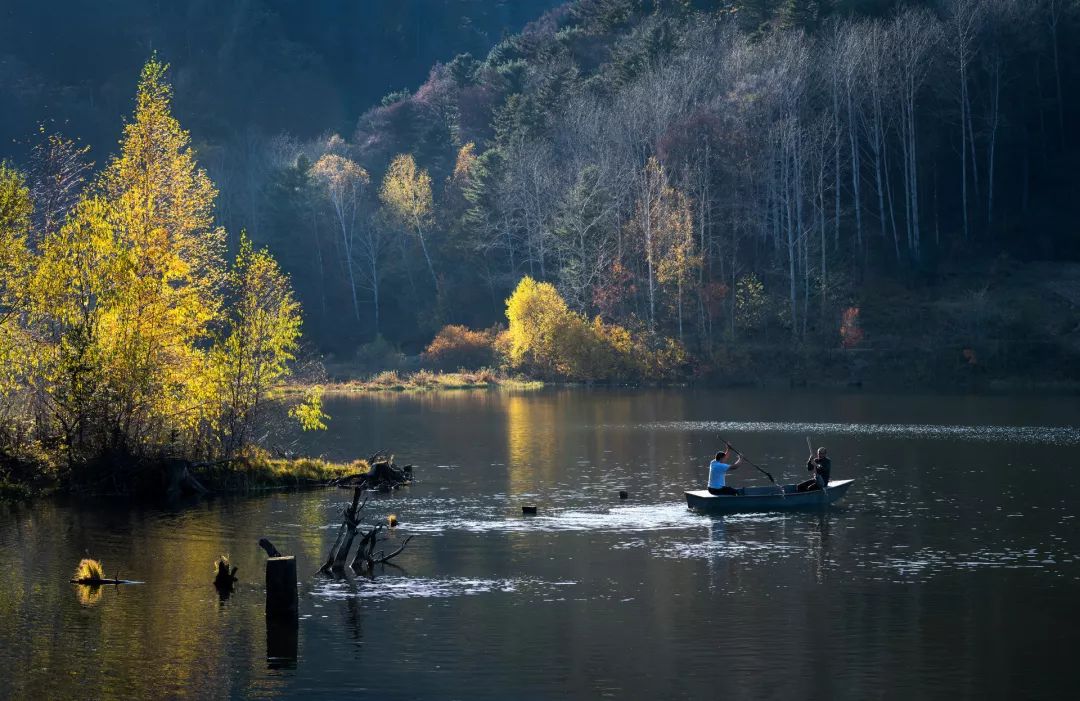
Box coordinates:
[707,445,743,495]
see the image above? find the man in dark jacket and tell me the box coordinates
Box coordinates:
[797,447,831,492]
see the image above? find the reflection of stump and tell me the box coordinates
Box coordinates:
[265,556,298,618]
[266,616,298,670]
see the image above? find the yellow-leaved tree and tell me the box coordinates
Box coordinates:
[502,276,688,381]
[380,153,437,290]
[214,234,301,455]
[504,276,574,376]
[654,187,701,342]
[0,164,34,451]
[0,58,307,485]
[68,57,227,460]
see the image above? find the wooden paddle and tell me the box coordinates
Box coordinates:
[720,438,784,496]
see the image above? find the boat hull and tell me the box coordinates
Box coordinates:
[685,479,854,514]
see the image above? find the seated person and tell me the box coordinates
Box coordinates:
[797,447,832,492]
[707,446,742,495]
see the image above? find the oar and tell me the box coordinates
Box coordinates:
[721,438,784,496]
[806,436,828,496]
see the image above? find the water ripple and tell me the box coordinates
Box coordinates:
[630,420,1080,445]
[311,576,575,601]
[398,501,703,534]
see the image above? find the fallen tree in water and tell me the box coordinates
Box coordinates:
[320,486,413,572]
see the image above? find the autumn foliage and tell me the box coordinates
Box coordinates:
[422,324,497,371]
[0,59,307,482]
[502,276,687,381]
[840,307,864,349]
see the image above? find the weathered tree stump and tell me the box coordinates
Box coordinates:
[214,556,238,596]
[265,556,298,618]
[319,486,414,572]
[330,450,414,491]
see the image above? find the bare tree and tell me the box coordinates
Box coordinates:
[891,8,941,260]
[944,0,985,240]
[28,130,92,242]
[312,147,371,328]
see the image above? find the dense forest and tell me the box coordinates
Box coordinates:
[5,0,1080,383]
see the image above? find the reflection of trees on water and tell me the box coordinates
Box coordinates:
[507,393,560,494]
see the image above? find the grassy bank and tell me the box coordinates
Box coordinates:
[284,369,543,394]
[0,453,369,501]
[192,454,367,491]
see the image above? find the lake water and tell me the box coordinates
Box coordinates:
[2,388,1079,699]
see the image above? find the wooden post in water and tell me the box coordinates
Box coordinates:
[265,556,298,618]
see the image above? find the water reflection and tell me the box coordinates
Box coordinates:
[2,388,1079,699]
[266,618,298,670]
[74,583,105,607]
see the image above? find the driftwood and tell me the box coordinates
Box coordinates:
[320,486,413,573]
[214,556,239,591]
[330,450,413,492]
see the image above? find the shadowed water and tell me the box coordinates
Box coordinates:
[1,388,1078,699]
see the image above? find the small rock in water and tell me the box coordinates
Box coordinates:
[522,505,538,515]
[619,490,629,500]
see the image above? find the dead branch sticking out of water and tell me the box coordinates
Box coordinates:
[320,486,413,573]
[70,558,138,585]
[330,450,413,492]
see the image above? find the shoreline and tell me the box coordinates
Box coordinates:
[281,373,1080,397]
[0,454,368,502]
[280,370,544,395]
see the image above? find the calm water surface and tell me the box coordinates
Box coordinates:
[2,388,1079,699]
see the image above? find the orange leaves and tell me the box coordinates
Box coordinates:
[422,324,496,371]
[840,306,864,349]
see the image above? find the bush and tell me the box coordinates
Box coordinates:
[369,370,404,388]
[422,325,496,370]
[502,276,692,382]
[355,335,405,372]
[409,369,438,386]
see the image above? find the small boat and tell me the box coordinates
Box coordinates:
[685,479,855,515]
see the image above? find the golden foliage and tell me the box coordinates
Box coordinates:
[503,276,686,381]
[288,385,329,432]
[451,142,478,185]
[73,558,105,582]
[0,58,306,474]
[311,153,370,215]
[735,273,767,332]
[379,153,432,229]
